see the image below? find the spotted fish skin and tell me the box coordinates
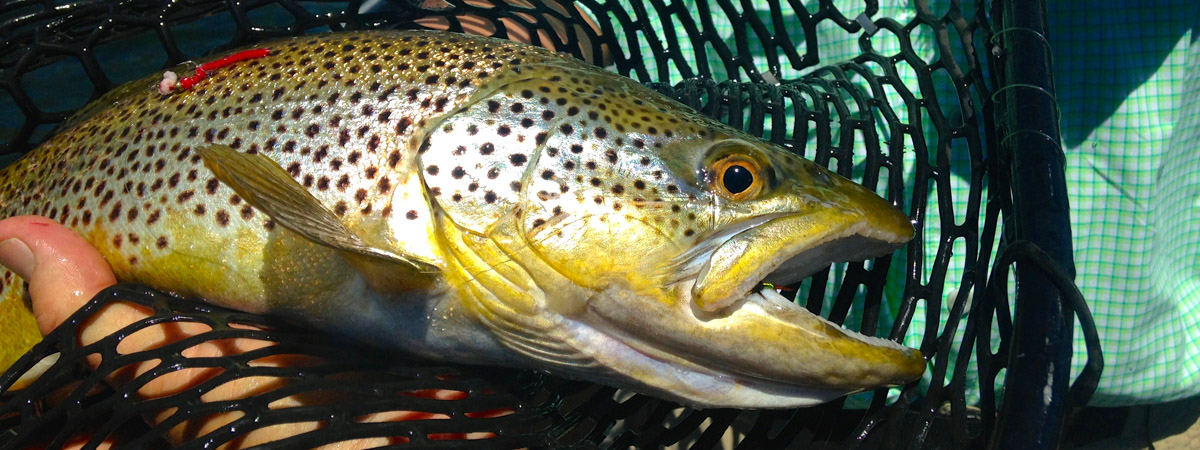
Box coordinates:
[0,30,923,408]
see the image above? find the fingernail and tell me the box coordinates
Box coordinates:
[0,238,35,281]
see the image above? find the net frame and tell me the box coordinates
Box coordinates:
[0,0,1100,448]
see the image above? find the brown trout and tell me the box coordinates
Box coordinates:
[0,30,922,408]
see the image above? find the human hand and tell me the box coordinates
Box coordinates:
[0,216,503,448]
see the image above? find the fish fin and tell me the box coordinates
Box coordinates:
[197,145,437,273]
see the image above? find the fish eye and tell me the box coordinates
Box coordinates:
[722,164,754,194]
[712,155,764,200]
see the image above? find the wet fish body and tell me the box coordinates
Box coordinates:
[0,30,922,408]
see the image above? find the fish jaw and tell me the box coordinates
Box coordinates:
[579,284,925,409]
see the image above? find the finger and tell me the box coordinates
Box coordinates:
[0,215,117,336]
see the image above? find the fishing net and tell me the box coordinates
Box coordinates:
[0,0,1100,448]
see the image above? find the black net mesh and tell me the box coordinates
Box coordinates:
[0,0,1099,448]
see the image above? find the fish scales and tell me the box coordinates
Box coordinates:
[0,30,925,409]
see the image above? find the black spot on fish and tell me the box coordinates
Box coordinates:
[509,154,527,166]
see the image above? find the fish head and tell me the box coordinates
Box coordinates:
[500,105,922,408]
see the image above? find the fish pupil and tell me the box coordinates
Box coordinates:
[723,165,754,194]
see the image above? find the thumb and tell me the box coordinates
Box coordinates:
[0,216,117,336]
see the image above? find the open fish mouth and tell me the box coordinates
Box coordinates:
[576,185,923,408]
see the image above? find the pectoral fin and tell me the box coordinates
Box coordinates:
[197,145,436,273]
